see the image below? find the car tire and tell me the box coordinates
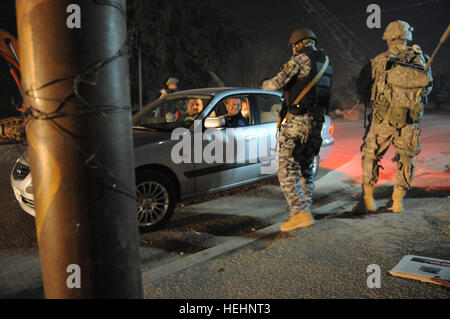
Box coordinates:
[135,169,177,232]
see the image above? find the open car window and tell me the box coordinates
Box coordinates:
[253,94,282,124]
[133,95,212,129]
[207,96,251,123]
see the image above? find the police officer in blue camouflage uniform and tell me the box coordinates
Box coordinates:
[262,28,333,232]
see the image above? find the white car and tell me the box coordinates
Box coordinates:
[11,87,334,231]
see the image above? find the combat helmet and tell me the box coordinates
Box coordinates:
[289,28,317,46]
[382,20,413,41]
[166,77,179,86]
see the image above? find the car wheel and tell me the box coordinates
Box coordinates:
[135,169,176,231]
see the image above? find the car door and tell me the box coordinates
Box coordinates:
[194,94,261,194]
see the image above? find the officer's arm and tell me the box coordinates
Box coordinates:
[356,60,373,106]
[424,55,433,97]
[415,53,433,98]
[261,54,311,91]
[276,102,288,129]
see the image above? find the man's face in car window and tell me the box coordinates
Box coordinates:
[187,98,204,116]
[225,98,242,117]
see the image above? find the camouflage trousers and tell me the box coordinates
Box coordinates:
[361,118,421,190]
[278,113,318,215]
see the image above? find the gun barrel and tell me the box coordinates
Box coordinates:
[425,24,450,71]
[440,24,450,43]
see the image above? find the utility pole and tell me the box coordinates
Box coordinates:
[138,42,143,112]
[16,0,143,298]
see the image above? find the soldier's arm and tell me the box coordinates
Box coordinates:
[414,52,433,97]
[356,60,373,105]
[159,89,168,99]
[369,53,388,103]
[262,53,311,91]
[423,63,433,98]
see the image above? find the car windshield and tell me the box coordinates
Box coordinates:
[132,95,212,131]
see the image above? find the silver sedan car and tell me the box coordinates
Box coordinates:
[11,88,334,231]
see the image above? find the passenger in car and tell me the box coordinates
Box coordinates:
[187,98,204,116]
[225,98,249,128]
[241,100,250,121]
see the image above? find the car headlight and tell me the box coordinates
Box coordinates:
[12,161,30,180]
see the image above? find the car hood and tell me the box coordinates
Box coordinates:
[132,128,172,148]
[16,129,172,166]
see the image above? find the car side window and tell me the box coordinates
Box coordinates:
[207,96,251,127]
[139,99,186,124]
[254,94,283,124]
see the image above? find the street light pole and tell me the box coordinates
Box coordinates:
[16,0,143,298]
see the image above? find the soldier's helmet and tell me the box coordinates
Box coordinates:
[382,20,413,41]
[166,77,179,86]
[289,28,317,46]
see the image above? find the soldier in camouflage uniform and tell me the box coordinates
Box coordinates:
[262,28,333,232]
[159,77,179,99]
[352,20,433,213]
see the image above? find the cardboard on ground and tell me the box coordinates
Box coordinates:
[390,255,450,288]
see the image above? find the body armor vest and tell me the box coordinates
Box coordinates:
[284,48,333,116]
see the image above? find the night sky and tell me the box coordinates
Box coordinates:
[0,1,15,33]
[213,0,449,74]
[0,0,449,73]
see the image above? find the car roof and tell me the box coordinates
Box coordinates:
[171,87,282,97]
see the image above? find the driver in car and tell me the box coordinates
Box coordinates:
[225,98,248,128]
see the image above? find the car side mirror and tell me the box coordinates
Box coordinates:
[204,115,226,128]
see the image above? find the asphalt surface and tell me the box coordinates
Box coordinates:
[0,114,449,299]
[143,196,450,299]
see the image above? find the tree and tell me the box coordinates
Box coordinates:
[221,38,287,88]
[126,0,243,106]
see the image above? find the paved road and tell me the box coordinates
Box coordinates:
[0,114,448,298]
[141,115,450,299]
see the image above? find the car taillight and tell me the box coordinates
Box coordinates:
[329,120,334,135]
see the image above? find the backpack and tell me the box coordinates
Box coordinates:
[372,46,432,124]
[386,62,430,89]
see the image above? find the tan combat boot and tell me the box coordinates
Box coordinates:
[351,185,377,213]
[280,211,314,232]
[386,186,406,213]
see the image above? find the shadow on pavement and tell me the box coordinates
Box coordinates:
[140,211,274,254]
[314,210,381,220]
[374,185,450,199]
[314,186,450,221]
